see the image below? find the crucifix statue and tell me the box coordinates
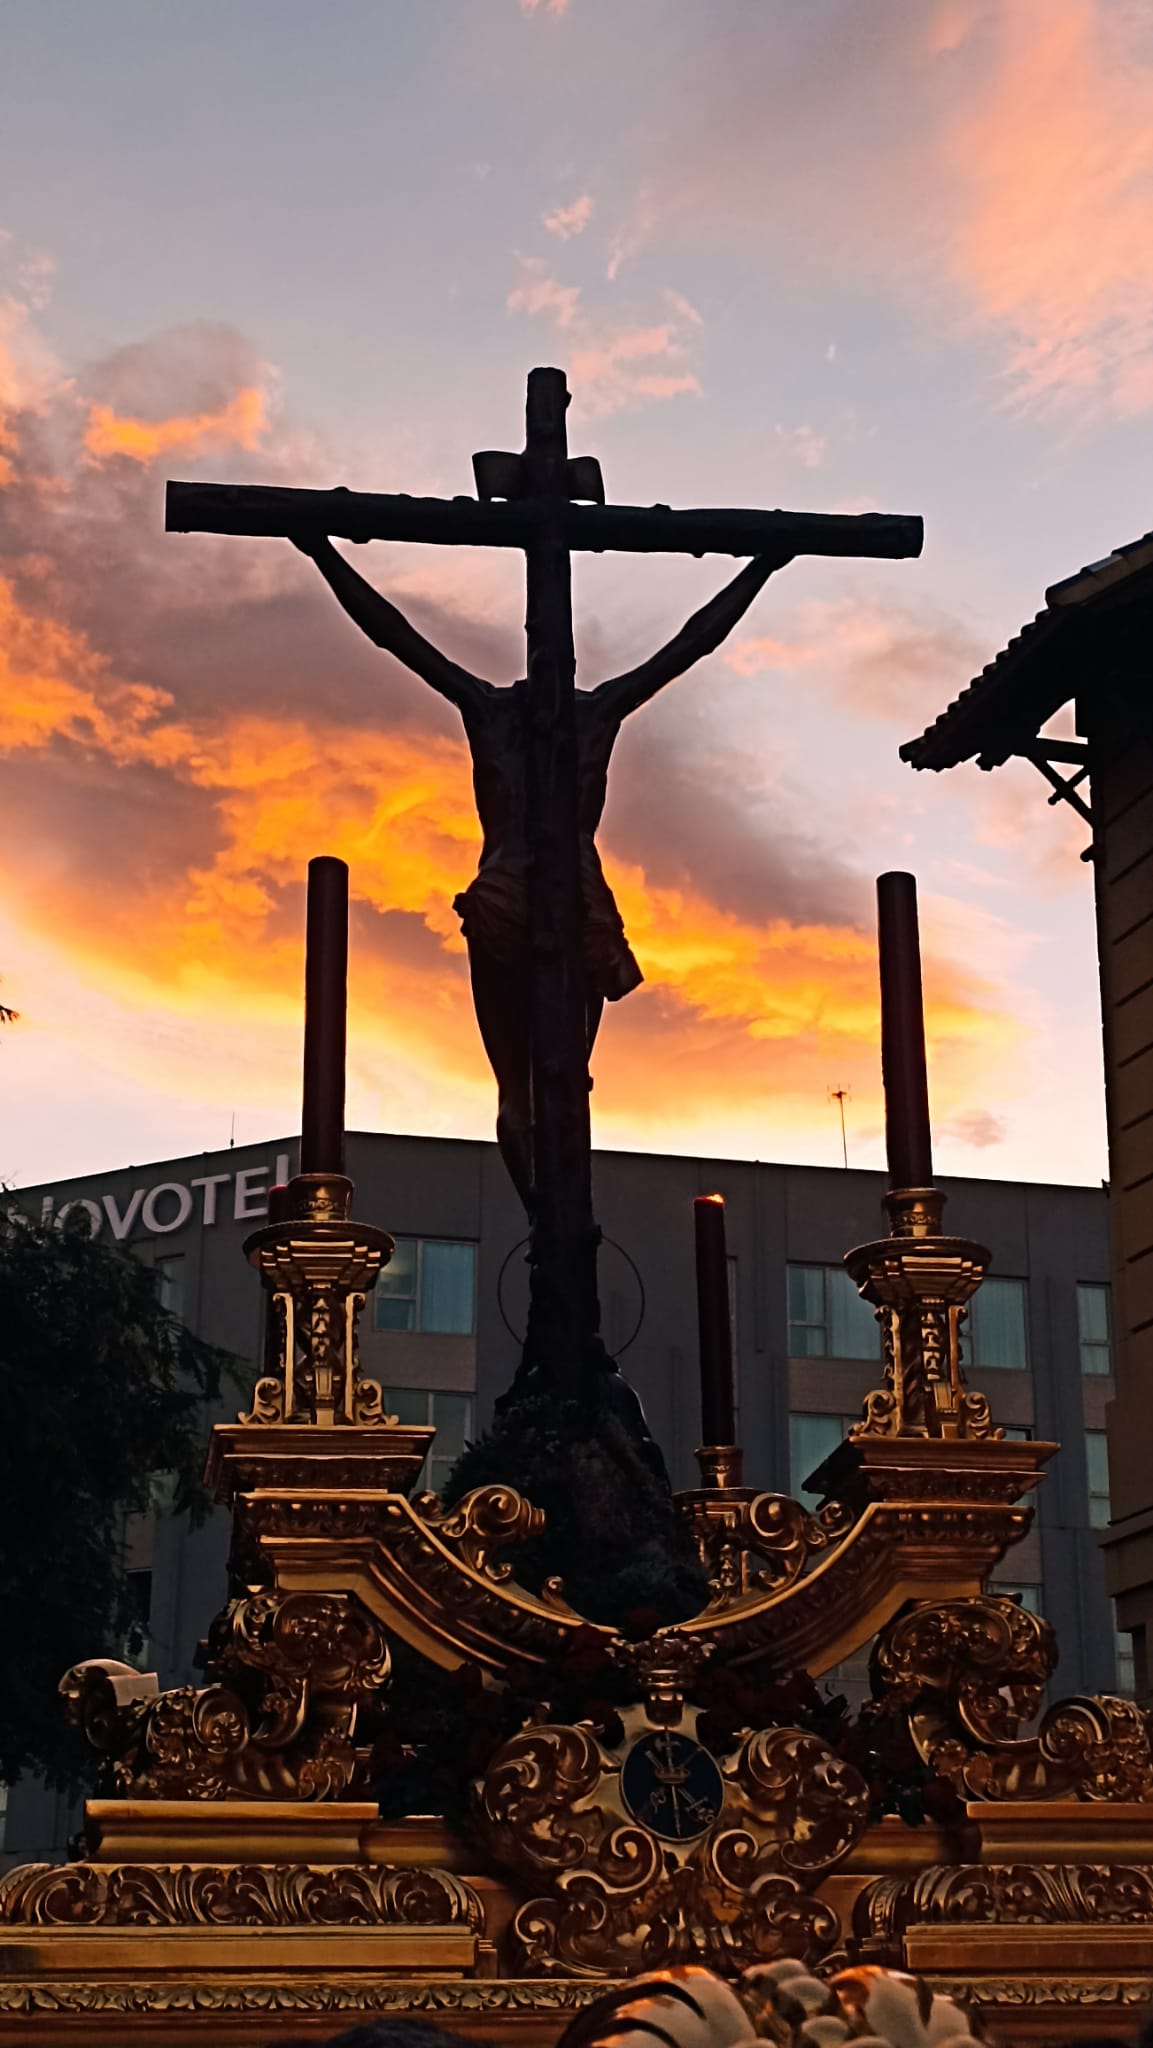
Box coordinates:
[168,368,921,1460]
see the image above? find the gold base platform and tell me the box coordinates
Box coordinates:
[2,1802,1152,2046]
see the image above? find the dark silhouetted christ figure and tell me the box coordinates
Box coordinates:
[293,532,778,1212]
[167,365,921,1467]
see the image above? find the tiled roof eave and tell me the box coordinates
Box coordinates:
[900,607,1070,771]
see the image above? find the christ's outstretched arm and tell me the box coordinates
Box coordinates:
[294,535,490,713]
[590,552,791,722]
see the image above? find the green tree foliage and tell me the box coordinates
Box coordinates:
[0,1206,236,1784]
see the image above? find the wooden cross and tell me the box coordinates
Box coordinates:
[167,366,921,1419]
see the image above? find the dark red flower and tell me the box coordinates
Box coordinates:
[696,1709,740,1753]
[620,1607,666,1642]
[368,1732,408,1778]
[921,1776,965,1823]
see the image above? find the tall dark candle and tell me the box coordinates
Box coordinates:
[300,856,349,1176]
[694,1193,736,1446]
[877,871,933,1189]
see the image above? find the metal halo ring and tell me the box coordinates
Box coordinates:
[495,1235,646,1356]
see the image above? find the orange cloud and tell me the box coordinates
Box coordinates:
[942,0,1153,411]
[0,577,177,758]
[0,555,1012,1153]
[84,384,267,463]
[0,296,1027,1173]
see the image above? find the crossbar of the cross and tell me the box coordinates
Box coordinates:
[166,481,922,560]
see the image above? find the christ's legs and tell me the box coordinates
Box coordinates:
[465,938,534,1211]
[586,990,605,1058]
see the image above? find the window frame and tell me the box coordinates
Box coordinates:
[1076,1282,1113,1377]
[1085,1428,1112,1529]
[786,1263,880,1362]
[789,1411,855,1496]
[373,1237,478,1337]
[964,1275,1030,1371]
[383,1387,476,1495]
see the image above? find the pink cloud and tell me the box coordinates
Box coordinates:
[942,0,1153,414]
[774,423,827,469]
[543,194,593,240]
[726,594,985,722]
[505,260,581,329]
[941,1107,1007,1148]
[602,0,1153,415]
[506,262,702,417]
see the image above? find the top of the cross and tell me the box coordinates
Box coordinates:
[473,367,605,506]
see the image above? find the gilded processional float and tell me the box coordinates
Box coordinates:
[1,374,1151,2045]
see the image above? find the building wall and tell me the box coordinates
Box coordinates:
[1,1134,1119,1863]
[1090,714,1153,1694]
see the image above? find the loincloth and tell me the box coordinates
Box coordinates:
[454,852,642,1002]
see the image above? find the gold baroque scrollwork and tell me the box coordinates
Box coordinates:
[677,1487,853,1615]
[479,1718,867,1977]
[0,1979,615,2018]
[420,1486,549,1584]
[919,1978,1153,2011]
[873,1595,1153,1801]
[61,1590,391,1801]
[0,1860,484,1930]
[852,1861,1153,1966]
[911,1862,1153,1925]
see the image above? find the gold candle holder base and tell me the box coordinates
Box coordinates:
[695,1442,744,1490]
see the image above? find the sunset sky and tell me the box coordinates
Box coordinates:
[3,0,1152,1190]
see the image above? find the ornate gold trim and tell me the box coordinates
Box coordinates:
[0,1861,485,1930]
[874,1595,1153,1801]
[480,1713,868,1974]
[0,1977,614,2018]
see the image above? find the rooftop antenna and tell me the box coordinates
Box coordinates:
[229,1112,236,1150]
[828,1085,851,1169]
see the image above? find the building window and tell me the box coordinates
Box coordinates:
[789,1413,852,1495]
[0,1781,6,1854]
[966,1277,1028,1370]
[787,1266,879,1360]
[122,1568,152,1669]
[1077,1283,1112,1376]
[385,1389,474,1495]
[993,1583,1042,1614]
[1086,1429,1112,1528]
[374,1240,476,1336]
[1116,1627,1135,1695]
[1003,1425,1033,1441]
[155,1255,184,1321]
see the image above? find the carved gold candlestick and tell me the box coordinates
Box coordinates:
[845,1184,997,1443]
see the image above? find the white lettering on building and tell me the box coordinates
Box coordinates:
[141,1183,195,1235]
[56,1197,104,1235]
[102,1189,144,1241]
[233,1166,269,1221]
[42,1152,294,1238]
[190,1173,231,1226]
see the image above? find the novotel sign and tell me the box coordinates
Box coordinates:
[37,1153,293,1241]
